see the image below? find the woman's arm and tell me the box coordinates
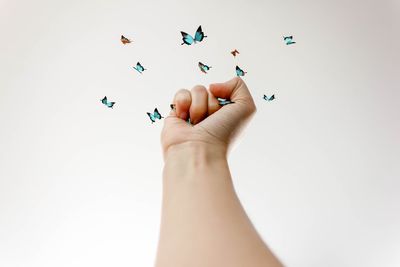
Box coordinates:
[155,141,283,267]
[156,77,283,266]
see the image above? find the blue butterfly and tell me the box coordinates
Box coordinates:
[284,36,296,45]
[181,25,207,45]
[101,96,115,108]
[263,94,275,101]
[198,62,211,74]
[236,65,247,77]
[217,97,234,106]
[147,108,163,123]
[133,62,146,74]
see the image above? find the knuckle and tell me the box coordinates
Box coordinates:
[191,85,206,93]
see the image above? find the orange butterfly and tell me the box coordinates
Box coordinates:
[231,49,240,57]
[121,35,132,44]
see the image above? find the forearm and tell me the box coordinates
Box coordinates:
[155,142,282,267]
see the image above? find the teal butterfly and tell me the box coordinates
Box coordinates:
[217,97,234,106]
[284,36,296,45]
[263,94,275,101]
[181,25,207,45]
[147,108,163,123]
[133,62,146,74]
[198,62,211,74]
[236,65,247,76]
[101,96,115,108]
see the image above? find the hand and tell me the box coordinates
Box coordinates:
[161,77,257,159]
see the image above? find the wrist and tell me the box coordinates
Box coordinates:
[163,141,228,179]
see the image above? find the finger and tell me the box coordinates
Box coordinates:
[207,89,220,116]
[209,76,253,105]
[189,85,208,124]
[173,89,191,121]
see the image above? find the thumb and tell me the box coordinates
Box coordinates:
[209,76,254,106]
[198,77,257,146]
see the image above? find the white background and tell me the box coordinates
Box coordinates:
[0,0,399,266]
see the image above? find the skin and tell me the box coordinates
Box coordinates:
[155,77,283,267]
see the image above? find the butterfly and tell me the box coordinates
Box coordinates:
[147,108,163,123]
[198,62,211,74]
[284,36,296,45]
[181,25,207,45]
[217,97,235,106]
[231,49,240,57]
[133,62,146,74]
[236,65,247,76]
[121,35,132,44]
[101,96,115,108]
[263,94,275,101]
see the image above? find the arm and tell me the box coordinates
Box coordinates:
[156,77,283,267]
[155,142,283,267]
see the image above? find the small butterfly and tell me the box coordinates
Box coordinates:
[101,96,115,108]
[133,62,146,74]
[181,25,207,45]
[217,97,235,106]
[263,94,275,101]
[121,35,132,44]
[236,65,247,76]
[231,49,240,57]
[147,108,163,123]
[284,36,296,45]
[198,62,212,74]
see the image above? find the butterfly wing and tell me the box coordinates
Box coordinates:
[264,94,275,101]
[181,31,194,45]
[121,35,130,44]
[133,63,144,73]
[194,25,206,42]
[198,62,209,73]
[108,102,115,108]
[217,97,234,106]
[147,112,156,123]
[198,62,205,73]
[154,108,163,120]
[101,96,107,104]
[137,62,145,72]
[236,66,245,76]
